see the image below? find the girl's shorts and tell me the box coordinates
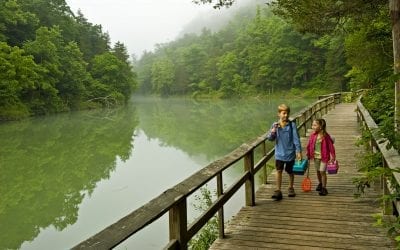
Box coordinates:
[314,158,327,172]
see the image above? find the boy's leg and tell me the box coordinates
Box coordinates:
[289,173,294,188]
[285,160,296,197]
[276,170,283,190]
[272,160,284,200]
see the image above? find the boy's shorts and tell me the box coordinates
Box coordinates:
[314,158,327,172]
[275,160,295,174]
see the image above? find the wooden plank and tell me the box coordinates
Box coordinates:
[210,103,396,250]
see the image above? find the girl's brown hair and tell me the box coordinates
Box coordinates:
[315,118,327,135]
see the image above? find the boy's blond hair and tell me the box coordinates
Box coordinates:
[278,104,290,114]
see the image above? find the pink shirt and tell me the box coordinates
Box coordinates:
[306,132,336,163]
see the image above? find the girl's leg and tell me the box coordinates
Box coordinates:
[319,162,328,196]
[315,159,322,191]
[316,170,322,184]
[321,171,327,188]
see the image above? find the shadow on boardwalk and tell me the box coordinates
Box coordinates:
[210,103,396,250]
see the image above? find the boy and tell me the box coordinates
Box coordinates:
[266,104,302,200]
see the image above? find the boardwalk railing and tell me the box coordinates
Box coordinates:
[356,96,400,215]
[73,93,349,250]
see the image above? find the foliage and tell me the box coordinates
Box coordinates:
[354,108,400,245]
[0,0,136,120]
[268,0,400,245]
[192,0,235,9]
[136,5,347,98]
[189,187,219,250]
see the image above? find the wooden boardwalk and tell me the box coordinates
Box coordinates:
[210,103,396,249]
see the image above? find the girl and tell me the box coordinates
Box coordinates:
[306,118,335,196]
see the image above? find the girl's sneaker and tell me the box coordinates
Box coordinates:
[271,190,283,201]
[288,187,296,197]
[319,187,328,196]
[316,183,322,191]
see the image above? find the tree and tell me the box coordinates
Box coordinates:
[266,0,399,127]
[151,57,175,96]
[22,26,64,114]
[74,10,110,61]
[112,41,129,62]
[57,41,92,109]
[391,1,400,130]
[0,42,42,119]
[90,52,137,103]
[0,0,38,46]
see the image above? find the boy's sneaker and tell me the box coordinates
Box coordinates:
[288,187,296,197]
[319,187,328,196]
[316,183,322,192]
[271,190,283,201]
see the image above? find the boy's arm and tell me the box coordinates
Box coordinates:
[292,121,302,156]
[265,123,278,141]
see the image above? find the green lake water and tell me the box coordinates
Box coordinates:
[0,96,313,249]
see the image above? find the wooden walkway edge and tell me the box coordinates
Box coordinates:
[210,103,396,250]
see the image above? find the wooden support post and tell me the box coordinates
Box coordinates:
[217,173,225,239]
[261,141,268,184]
[244,150,255,206]
[382,159,393,215]
[169,199,188,250]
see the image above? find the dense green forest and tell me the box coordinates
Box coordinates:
[1,0,394,124]
[135,6,350,97]
[0,0,137,120]
[136,0,395,145]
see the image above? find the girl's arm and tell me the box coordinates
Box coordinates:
[327,134,336,161]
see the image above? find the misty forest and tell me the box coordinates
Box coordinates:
[0,0,392,124]
[2,0,400,248]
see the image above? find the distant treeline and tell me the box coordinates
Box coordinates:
[2,0,393,121]
[135,6,350,98]
[0,0,136,120]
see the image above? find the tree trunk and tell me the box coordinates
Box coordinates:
[390,0,400,131]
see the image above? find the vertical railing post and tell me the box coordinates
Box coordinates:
[169,199,188,250]
[217,173,225,239]
[261,141,268,184]
[382,159,392,215]
[244,150,255,206]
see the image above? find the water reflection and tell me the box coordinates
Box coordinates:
[135,97,310,161]
[0,107,138,250]
[0,96,313,249]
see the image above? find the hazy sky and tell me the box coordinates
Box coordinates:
[65,0,221,57]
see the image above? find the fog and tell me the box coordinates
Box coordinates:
[65,0,264,58]
[65,0,216,57]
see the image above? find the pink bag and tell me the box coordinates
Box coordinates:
[327,160,339,174]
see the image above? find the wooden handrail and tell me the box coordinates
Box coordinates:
[356,96,400,214]
[72,92,345,250]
